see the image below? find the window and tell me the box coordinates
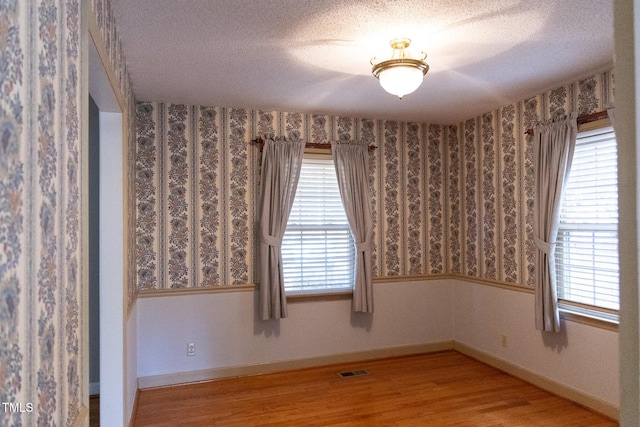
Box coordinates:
[555,125,619,318]
[281,155,355,295]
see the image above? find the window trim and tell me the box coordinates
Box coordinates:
[558,300,619,325]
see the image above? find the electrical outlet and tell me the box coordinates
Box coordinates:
[187,342,195,356]
[501,334,508,348]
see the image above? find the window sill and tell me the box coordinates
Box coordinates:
[286,290,353,302]
[559,304,619,332]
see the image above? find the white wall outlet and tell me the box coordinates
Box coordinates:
[501,334,508,348]
[187,342,195,356]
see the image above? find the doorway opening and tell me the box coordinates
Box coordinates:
[88,37,125,427]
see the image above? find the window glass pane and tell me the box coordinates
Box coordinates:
[556,126,619,311]
[282,156,355,294]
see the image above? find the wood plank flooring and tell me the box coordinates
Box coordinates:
[89,395,99,427]
[133,351,616,426]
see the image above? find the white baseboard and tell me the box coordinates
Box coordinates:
[89,382,100,396]
[137,341,455,389]
[453,342,619,421]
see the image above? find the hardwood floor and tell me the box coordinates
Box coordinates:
[133,351,616,426]
[89,395,99,427]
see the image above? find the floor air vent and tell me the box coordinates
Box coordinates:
[338,369,369,378]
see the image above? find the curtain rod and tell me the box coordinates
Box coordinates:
[524,110,609,136]
[250,137,377,151]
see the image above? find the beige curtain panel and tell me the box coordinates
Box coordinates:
[258,136,306,320]
[532,112,578,332]
[332,141,375,313]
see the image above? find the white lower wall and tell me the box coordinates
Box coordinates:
[453,279,619,408]
[137,279,454,378]
[135,277,619,415]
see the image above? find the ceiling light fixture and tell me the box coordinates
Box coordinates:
[371,38,429,99]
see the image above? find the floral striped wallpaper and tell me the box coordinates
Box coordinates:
[136,106,451,290]
[1,0,84,424]
[453,70,615,287]
[136,70,614,293]
[1,0,133,425]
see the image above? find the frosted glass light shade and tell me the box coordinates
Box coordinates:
[378,66,424,98]
[371,38,429,98]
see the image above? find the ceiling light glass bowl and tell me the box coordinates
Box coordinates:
[371,38,429,99]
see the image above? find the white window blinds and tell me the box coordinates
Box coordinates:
[555,126,619,311]
[282,155,355,295]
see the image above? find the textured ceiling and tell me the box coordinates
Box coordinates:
[110,0,614,124]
